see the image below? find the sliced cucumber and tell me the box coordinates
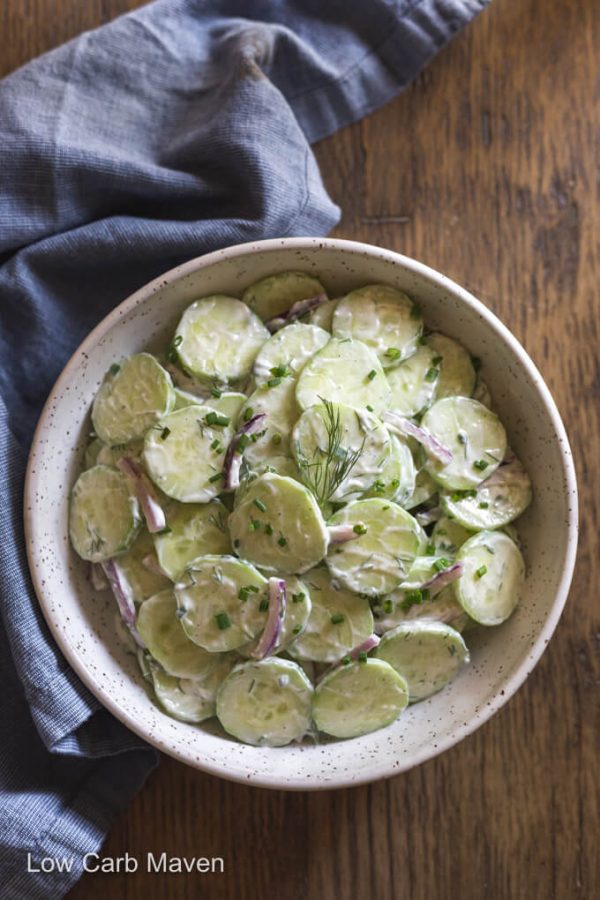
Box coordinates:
[207,391,248,421]
[216,658,313,746]
[175,555,268,651]
[375,621,469,702]
[143,405,234,502]
[238,574,312,657]
[150,666,215,723]
[250,455,300,481]
[372,585,468,634]
[84,437,103,469]
[313,659,409,738]
[137,589,236,679]
[229,473,328,574]
[361,435,416,506]
[286,566,373,663]
[308,298,338,331]
[421,397,507,491]
[242,271,326,322]
[430,516,472,556]
[473,376,493,409]
[292,403,390,503]
[173,388,204,410]
[172,296,269,383]
[326,498,424,596]
[237,378,300,469]
[404,466,438,510]
[385,343,439,416]
[454,530,525,625]
[111,528,171,602]
[296,338,390,414]
[427,333,476,400]
[92,353,175,445]
[440,454,532,530]
[153,500,231,581]
[399,555,452,589]
[332,284,422,367]
[96,439,144,468]
[69,465,140,562]
[253,322,330,385]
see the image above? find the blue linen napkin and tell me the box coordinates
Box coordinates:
[0,1,489,895]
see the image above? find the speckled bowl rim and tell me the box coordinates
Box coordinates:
[24,237,578,789]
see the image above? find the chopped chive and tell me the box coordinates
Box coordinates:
[473,459,489,471]
[277,535,287,547]
[292,624,303,635]
[215,612,231,630]
[357,651,368,663]
[425,541,436,555]
[401,589,423,611]
[433,557,450,572]
[475,565,488,578]
[109,363,121,376]
[366,404,374,412]
[353,523,368,536]
[253,498,267,512]
[211,387,222,398]
[330,613,345,625]
[160,426,171,440]
[157,525,172,535]
[259,598,269,612]
[209,472,223,483]
[390,478,400,490]
[425,367,439,383]
[342,655,351,665]
[292,592,305,604]
[270,365,291,378]
[383,599,393,614]
[267,377,282,388]
[205,411,230,427]
[372,480,386,494]
[265,523,274,536]
[210,438,221,451]
[450,489,477,502]
[243,407,254,422]
[249,519,261,532]
[235,433,250,454]
[366,369,377,381]
[479,501,489,509]
[385,347,401,361]
[172,335,183,347]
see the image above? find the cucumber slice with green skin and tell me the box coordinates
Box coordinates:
[454,530,525,625]
[112,528,171,602]
[172,296,269,383]
[238,574,312,657]
[308,298,338,331]
[153,500,231,581]
[207,391,248,421]
[96,439,144,468]
[399,555,454,590]
[361,435,416,505]
[375,621,469,702]
[430,516,472,556]
[296,338,391,414]
[138,589,236,679]
[313,659,409,738]
[175,555,268,651]
[242,271,327,322]
[250,455,300,481]
[237,379,300,469]
[386,344,439,417]
[292,403,390,503]
[404,466,438,510]
[332,285,423,368]
[427,333,476,400]
[150,666,215,723]
[229,473,329,574]
[69,465,141,562]
[286,566,373,663]
[173,388,204,410]
[421,397,507,491]
[84,437,103,469]
[372,585,468,634]
[440,454,532,530]
[92,353,175,445]
[216,658,313,746]
[143,405,234,502]
[326,498,424,596]
[253,323,330,385]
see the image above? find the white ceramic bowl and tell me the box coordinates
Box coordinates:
[25,238,578,789]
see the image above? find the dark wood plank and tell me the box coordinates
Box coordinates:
[3,0,598,897]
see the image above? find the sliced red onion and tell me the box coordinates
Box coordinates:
[420,562,464,596]
[318,634,380,682]
[383,412,453,466]
[223,413,266,490]
[101,560,145,647]
[89,563,109,591]
[251,577,286,660]
[327,524,361,545]
[117,456,166,533]
[415,506,443,527]
[142,554,167,577]
[265,293,328,332]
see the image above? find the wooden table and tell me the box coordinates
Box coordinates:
[4,1,598,897]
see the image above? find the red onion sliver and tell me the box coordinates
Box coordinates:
[420,562,464,596]
[223,413,267,491]
[265,293,329,332]
[251,578,286,660]
[383,412,453,466]
[90,562,109,591]
[327,524,360,545]
[117,456,166,533]
[101,560,145,647]
[317,634,380,683]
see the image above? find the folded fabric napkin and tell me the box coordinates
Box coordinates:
[0,0,489,895]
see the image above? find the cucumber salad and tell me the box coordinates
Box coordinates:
[70,272,532,746]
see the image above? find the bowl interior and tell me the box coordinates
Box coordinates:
[25,239,577,788]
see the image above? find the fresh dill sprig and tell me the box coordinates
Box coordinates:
[296,399,365,505]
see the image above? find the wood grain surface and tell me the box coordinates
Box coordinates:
[3,1,599,898]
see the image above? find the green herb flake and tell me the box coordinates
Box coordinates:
[475,565,488,579]
[277,535,288,547]
[211,388,222,398]
[205,411,230,427]
[292,592,305,604]
[366,405,374,413]
[209,472,224,483]
[341,655,351,666]
[433,557,450,572]
[157,525,172,535]
[330,613,345,625]
[385,347,402,361]
[357,651,368,663]
[249,519,261,532]
[270,365,291,378]
[215,612,231,630]
[479,501,489,509]
[267,377,282,388]
[372,480,386,494]
[259,598,269,613]
[253,498,267,512]
[292,624,303,635]
[264,523,274,536]
[425,541,436,556]
[366,369,377,382]
[109,363,121,376]
[243,407,254,422]
[383,599,393,614]
[353,523,368,536]
[425,366,439,383]
[473,459,489,471]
